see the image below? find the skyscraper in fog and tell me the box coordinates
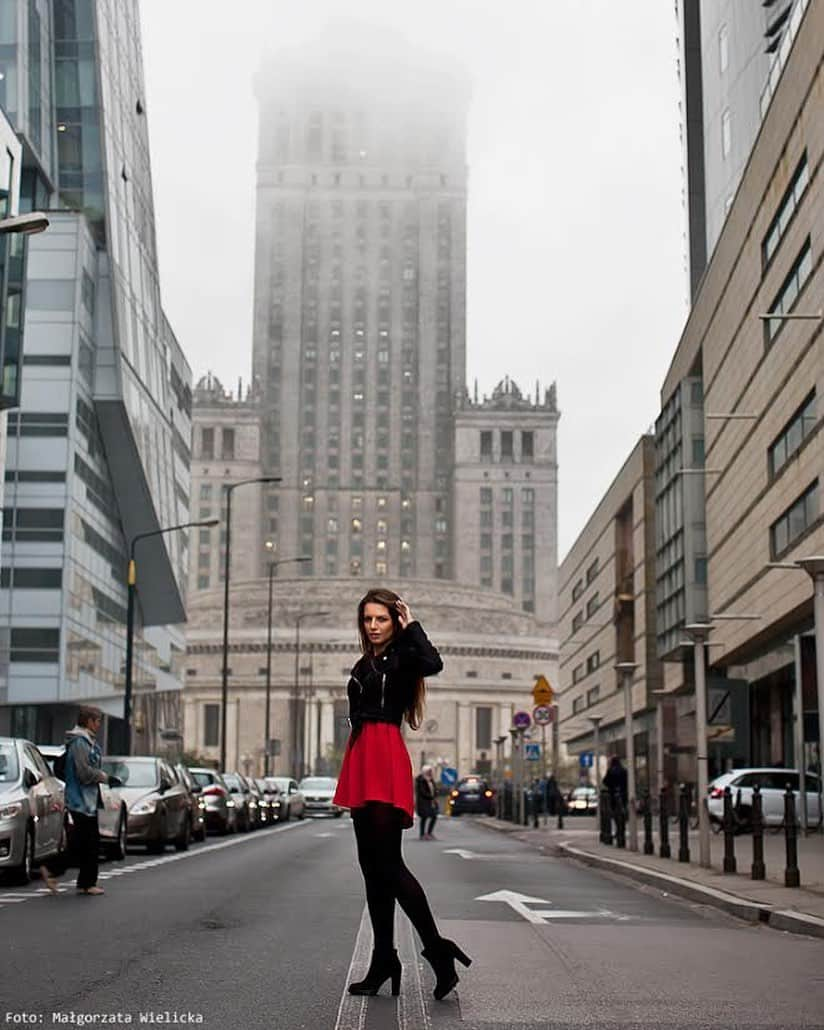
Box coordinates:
[249,28,469,582]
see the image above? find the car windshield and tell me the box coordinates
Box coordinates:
[301,778,336,790]
[263,778,282,793]
[0,743,19,782]
[571,788,594,798]
[272,778,291,791]
[190,771,215,788]
[102,759,158,788]
[223,774,243,791]
[459,780,483,792]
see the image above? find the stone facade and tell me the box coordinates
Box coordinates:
[183,577,557,779]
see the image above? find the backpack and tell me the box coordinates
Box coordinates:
[52,741,73,781]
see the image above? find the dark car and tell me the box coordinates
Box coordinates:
[259,777,289,822]
[188,767,236,835]
[102,757,191,852]
[243,775,264,828]
[175,763,207,842]
[222,772,254,832]
[447,776,495,816]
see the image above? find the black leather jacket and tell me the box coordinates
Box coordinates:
[347,621,442,735]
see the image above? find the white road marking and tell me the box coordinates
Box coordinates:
[476,889,626,924]
[0,820,309,912]
[333,905,370,1030]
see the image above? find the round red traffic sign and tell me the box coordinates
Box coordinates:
[533,704,554,725]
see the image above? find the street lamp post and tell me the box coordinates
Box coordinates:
[263,554,311,775]
[587,715,602,790]
[616,662,638,851]
[220,476,281,772]
[796,557,824,833]
[494,734,508,819]
[125,518,218,754]
[684,623,712,867]
[292,610,330,779]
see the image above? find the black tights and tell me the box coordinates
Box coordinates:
[352,802,440,955]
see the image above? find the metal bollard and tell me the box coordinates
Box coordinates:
[751,784,765,880]
[599,787,612,845]
[659,788,671,859]
[722,786,736,873]
[642,791,655,855]
[678,783,690,863]
[784,785,800,888]
[613,798,626,849]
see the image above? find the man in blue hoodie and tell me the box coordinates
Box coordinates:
[41,705,120,896]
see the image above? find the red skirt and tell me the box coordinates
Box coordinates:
[334,722,414,828]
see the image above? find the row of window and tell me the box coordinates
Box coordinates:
[770,480,819,559]
[571,558,599,602]
[769,391,816,478]
[764,238,813,344]
[571,684,601,715]
[572,651,600,684]
[199,427,235,461]
[480,430,534,462]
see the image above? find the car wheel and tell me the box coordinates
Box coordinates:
[174,817,191,852]
[196,821,207,843]
[14,826,36,885]
[108,811,128,860]
[297,808,305,820]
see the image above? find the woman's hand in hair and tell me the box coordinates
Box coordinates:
[395,598,413,629]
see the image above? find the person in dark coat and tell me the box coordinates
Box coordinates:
[415,764,439,839]
[603,756,628,808]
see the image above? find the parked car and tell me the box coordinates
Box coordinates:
[447,776,495,816]
[258,777,289,822]
[188,767,236,835]
[38,743,128,859]
[707,768,822,829]
[0,738,66,883]
[566,785,598,815]
[175,763,207,842]
[254,778,278,824]
[271,777,305,820]
[299,776,342,817]
[222,772,254,832]
[243,775,265,828]
[102,756,192,852]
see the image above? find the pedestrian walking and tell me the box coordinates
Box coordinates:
[41,705,121,896]
[416,764,439,840]
[603,755,628,807]
[334,589,472,1000]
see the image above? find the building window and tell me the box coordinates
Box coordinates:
[586,559,598,585]
[572,664,584,685]
[769,392,816,478]
[721,108,731,159]
[572,579,583,601]
[718,24,728,73]
[501,431,513,461]
[572,611,583,633]
[770,481,819,558]
[203,704,219,747]
[475,707,492,750]
[521,431,534,459]
[572,696,585,715]
[764,238,813,345]
[586,594,599,618]
[197,575,209,589]
[480,430,492,461]
[221,428,235,460]
[201,427,214,460]
[694,557,707,585]
[763,153,809,268]
[587,685,600,706]
[586,651,600,674]
[10,628,60,663]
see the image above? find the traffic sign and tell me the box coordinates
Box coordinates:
[579,751,594,768]
[440,766,458,786]
[525,742,541,761]
[512,710,532,730]
[532,674,554,706]
[533,705,554,726]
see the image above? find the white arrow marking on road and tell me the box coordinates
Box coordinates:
[443,848,477,859]
[476,890,624,924]
[315,832,334,837]
[476,889,554,924]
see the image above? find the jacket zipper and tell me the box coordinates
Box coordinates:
[381,673,386,711]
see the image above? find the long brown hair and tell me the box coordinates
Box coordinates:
[357,588,425,730]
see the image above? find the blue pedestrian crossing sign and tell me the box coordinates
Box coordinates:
[525,742,541,761]
[440,766,458,786]
[579,751,594,768]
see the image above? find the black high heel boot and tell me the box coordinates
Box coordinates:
[348,948,402,996]
[421,938,472,1000]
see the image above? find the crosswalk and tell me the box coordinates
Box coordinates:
[0,818,309,912]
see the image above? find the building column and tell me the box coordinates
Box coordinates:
[457,702,472,774]
[319,697,335,772]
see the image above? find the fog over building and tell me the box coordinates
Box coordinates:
[187,25,559,775]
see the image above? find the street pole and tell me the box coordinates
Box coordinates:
[292,610,330,779]
[125,518,217,756]
[793,634,807,833]
[264,561,275,777]
[616,662,638,851]
[588,715,602,790]
[686,624,712,867]
[220,476,281,772]
[797,559,824,834]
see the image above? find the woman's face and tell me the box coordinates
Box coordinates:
[363,602,395,651]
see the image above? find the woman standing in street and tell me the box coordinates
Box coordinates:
[415,764,439,840]
[334,588,471,1000]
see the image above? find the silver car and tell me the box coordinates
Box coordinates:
[299,777,342,817]
[272,777,306,820]
[0,738,66,883]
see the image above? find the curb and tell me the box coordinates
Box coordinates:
[768,909,824,939]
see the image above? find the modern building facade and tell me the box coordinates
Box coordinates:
[657,0,822,776]
[0,1,193,751]
[558,436,666,790]
[676,0,804,297]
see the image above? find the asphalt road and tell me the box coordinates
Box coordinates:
[3,815,823,1030]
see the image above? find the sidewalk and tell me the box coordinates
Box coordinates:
[474,813,824,940]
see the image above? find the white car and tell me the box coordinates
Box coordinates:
[707,768,821,828]
[298,777,340,817]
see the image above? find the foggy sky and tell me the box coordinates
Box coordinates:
[139,1,687,560]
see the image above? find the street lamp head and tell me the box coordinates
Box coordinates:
[200,518,220,528]
[614,661,637,673]
[587,715,603,726]
[264,539,275,552]
[0,211,49,235]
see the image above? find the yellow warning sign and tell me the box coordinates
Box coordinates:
[532,674,554,706]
